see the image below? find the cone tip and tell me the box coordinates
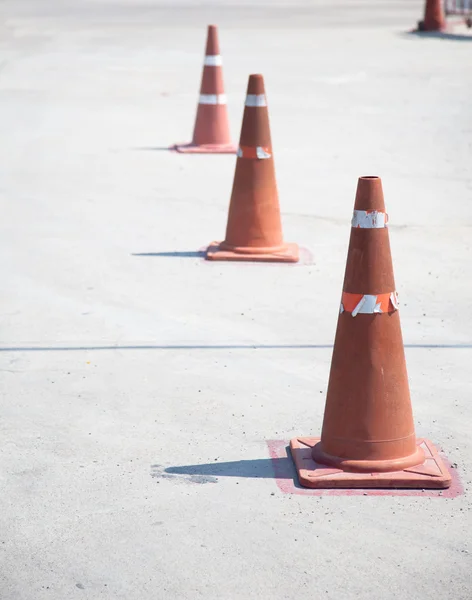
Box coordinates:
[247,74,265,95]
[205,25,220,54]
[354,175,385,211]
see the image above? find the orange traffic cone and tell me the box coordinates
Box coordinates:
[290,176,451,489]
[172,25,236,154]
[206,74,298,262]
[417,0,446,31]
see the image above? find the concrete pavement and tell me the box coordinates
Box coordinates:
[1,1,471,598]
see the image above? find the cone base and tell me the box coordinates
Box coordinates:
[416,21,446,32]
[289,437,452,489]
[205,242,299,263]
[312,441,425,473]
[171,142,237,154]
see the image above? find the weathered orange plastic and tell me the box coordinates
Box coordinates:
[291,438,452,489]
[417,0,446,31]
[172,25,236,154]
[206,74,299,263]
[290,176,452,489]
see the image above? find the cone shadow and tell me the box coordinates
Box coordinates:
[132,251,205,258]
[402,30,472,42]
[164,454,297,481]
[133,146,174,152]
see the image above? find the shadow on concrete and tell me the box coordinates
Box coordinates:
[133,146,173,152]
[132,246,314,266]
[132,251,205,258]
[164,455,296,481]
[402,29,472,42]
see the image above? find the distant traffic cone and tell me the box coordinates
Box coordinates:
[290,177,451,489]
[206,74,299,262]
[172,25,236,154]
[417,0,446,31]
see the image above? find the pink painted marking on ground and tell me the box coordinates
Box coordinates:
[266,439,463,497]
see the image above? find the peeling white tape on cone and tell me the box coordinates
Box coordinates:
[351,295,382,316]
[351,210,388,228]
[245,94,267,107]
[341,292,399,316]
[199,94,227,105]
[390,292,400,310]
[237,146,272,159]
[256,147,271,159]
[204,55,222,66]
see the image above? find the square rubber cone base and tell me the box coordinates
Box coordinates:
[290,437,452,489]
[206,242,299,263]
[171,142,237,154]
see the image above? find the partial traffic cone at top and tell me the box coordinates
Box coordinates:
[206,74,299,262]
[290,176,452,489]
[172,25,236,154]
[417,0,446,31]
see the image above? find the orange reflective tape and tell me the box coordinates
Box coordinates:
[237,145,271,159]
[340,292,399,316]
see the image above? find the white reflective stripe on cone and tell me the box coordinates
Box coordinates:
[237,146,272,159]
[351,210,388,228]
[204,55,223,66]
[256,147,271,159]
[245,94,267,107]
[199,94,227,105]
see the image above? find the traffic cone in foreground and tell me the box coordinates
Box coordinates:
[172,25,236,154]
[206,74,299,262]
[417,0,446,31]
[290,177,451,489]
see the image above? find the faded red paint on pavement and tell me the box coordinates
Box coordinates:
[266,440,463,497]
